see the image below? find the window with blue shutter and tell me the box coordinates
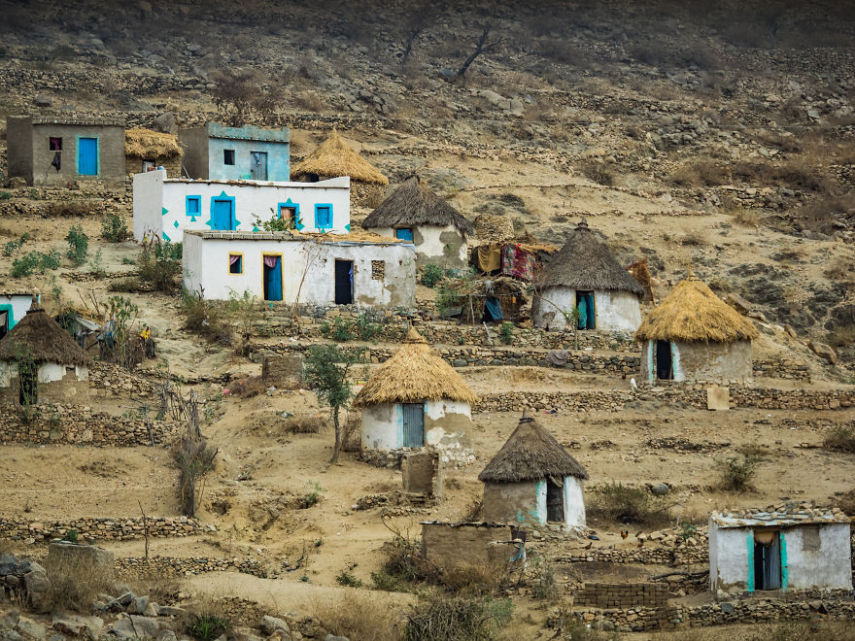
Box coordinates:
[315,204,332,229]
[186,195,201,219]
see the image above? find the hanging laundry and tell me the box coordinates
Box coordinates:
[501,244,535,281]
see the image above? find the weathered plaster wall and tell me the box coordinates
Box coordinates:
[642,340,752,385]
[182,233,415,308]
[365,225,468,268]
[424,399,472,449]
[6,117,33,182]
[783,523,851,591]
[207,137,290,182]
[26,123,125,185]
[422,523,514,571]
[0,295,33,330]
[178,127,209,179]
[564,476,586,527]
[482,480,540,524]
[0,362,88,404]
[533,288,641,332]
[133,170,351,242]
[361,402,399,450]
[710,523,750,597]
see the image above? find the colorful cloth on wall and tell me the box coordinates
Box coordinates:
[478,245,502,272]
[501,244,535,281]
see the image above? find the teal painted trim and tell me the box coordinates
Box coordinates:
[75,135,100,176]
[210,191,236,230]
[746,531,755,592]
[780,532,788,591]
[277,199,302,230]
[314,203,333,230]
[533,479,547,524]
[185,195,201,222]
[396,404,404,448]
[345,223,351,232]
[162,207,169,216]
[647,341,655,383]
[0,304,13,331]
[162,232,171,242]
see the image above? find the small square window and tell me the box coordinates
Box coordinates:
[371,260,385,281]
[229,254,243,274]
[186,196,201,216]
[395,228,414,242]
[279,205,298,223]
[223,149,235,165]
[315,205,332,228]
[49,137,62,151]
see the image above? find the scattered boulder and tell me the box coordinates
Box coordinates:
[128,596,149,615]
[52,614,104,639]
[259,616,289,637]
[648,483,671,496]
[808,341,838,365]
[108,615,160,640]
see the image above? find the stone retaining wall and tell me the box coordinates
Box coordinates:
[0,403,180,446]
[0,517,210,542]
[575,582,671,608]
[558,545,708,566]
[88,362,156,397]
[116,556,276,579]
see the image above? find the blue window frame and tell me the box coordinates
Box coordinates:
[186,195,201,220]
[395,228,414,242]
[277,201,301,228]
[314,204,333,229]
[76,136,99,176]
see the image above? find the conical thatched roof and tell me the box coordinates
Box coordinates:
[0,305,91,366]
[540,219,643,295]
[362,176,474,235]
[635,272,758,343]
[125,128,182,159]
[291,131,388,185]
[352,327,476,407]
[479,415,588,483]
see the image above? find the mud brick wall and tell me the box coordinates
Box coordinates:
[0,517,209,542]
[422,523,513,571]
[0,403,179,446]
[575,582,671,608]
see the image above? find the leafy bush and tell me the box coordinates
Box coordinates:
[180,290,232,343]
[187,614,229,641]
[421,263,444,288]
[435,281,460,314]
[2,232,29,256]
[138,241,182,292]
[718,455,759,492]
[499,322,514,345]
[11,250,61,277]
[321,316,356,342]
[355,312,380,340]
[297,481,323,508]
[824,426,855,454]
[101,214,128,242]
[0,191,11,200]
[529,556,558,601]
[65,224,89,266]
[588,482,671,526]
[108,277,145,293]
[62,529,79,543]
[336,568,363,588]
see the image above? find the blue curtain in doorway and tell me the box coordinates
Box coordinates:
[264,256,282,301]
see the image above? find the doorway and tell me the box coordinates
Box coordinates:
[546,477,564,522]
[250,152,268,180]
[263,255,283,301]
[753,531,782,590]
[575,291,595,329]
[334,260,354,305]
[0,310,8,340]
[212,198,235,230]
[655,340,673,380]
[77,137,98,176]
[18,361,37,405]
[402,403,425,448]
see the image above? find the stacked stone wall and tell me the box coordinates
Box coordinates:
[0,517,209,542]
[575,582,671,608]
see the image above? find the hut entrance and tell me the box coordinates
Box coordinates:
[18,361,37,405]
[546,477,564,522]
[262,255,283,301]
[335,260,354,305]
[655,340,673,380]
[575,291,595,329]
[0,309,8,339]
[753,531,781,590]
[250,152,268,180]
[402,403,425,448]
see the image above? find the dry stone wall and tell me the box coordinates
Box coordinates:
[116,556,276,579]
[575,582,672,608]
[0,517,210,542]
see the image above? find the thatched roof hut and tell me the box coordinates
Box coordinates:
[0,305,91,366]
[362,176,473,235]
[125,128,182,160]
[291,131,388,185]
[479,415,588,483]
[353,327,476,407]
[540,219,643,295]
[636,272,758,343]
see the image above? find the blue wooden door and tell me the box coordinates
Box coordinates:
[402,403,425,448]
[77,138,98,175]
[250,152,267,180]
[212,199,234,230]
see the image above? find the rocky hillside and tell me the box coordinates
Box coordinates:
[0,0,854,362]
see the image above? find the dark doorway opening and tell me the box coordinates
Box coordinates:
[402,403,425,448]
[335,260,354,305]
[546,477,564,522]
[0,310,8,340]
[575,291,595,329]
[18,361,37,405]
[655,340,673,380]
[754,531,782,590]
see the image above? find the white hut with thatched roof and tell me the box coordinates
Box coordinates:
[0,305,91,404]
[125,127,182,177]
[362,176,474,268]
[636,272,758,384]
[291,131,388,207]
[479,415,588,529]
[353,328,476,457]
[533,220,643,332]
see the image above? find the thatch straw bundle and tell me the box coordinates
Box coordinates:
[362,176,473,235]
[352,328,476,407]
[635,273,758,343]
[471,213,515,247]
[540,219,643,295]
[125,128,182,159]
[0,306,91,366]
[479,415,588,483]
[291,131,388,185]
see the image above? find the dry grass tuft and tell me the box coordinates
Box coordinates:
[43,552,116,612]
[310,591,400,641]
[283,414,325,434]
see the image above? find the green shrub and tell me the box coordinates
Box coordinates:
[180,289,232,343]
[588,482,670,526]
[11,250,61,277]
[718,455,759,492]
[336,569,363,588]
[530,556,558,601]
[3,232,30,257]
[62,529,78,543]
[421,263,444,288]
[65,224,89,266]
[355,312,380,340]
[824,426,855,454]
[187,614,229,641]
[321,316,355,342]
[297,481,323,509]
[100,214,128,242]
[138,241,181,292]
[0,191,11,200]
[499,322,514,345]
[435,281,460,313]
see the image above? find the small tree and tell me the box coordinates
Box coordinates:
[303,345,362,463]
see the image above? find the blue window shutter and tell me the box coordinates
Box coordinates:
[315,205,332,228]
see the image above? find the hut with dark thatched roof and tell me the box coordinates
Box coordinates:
[479,414,588,528]
[362,176,474,268]
[353,327,477,458]
[636,271,758,384]
[291,131,388,207]
[125,127,182,177]
[533,219,643,332]
[0,305,91,404]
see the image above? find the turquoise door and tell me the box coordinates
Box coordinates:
[402,403,425,448]
[212,198,234,230]
[77,138,98,176]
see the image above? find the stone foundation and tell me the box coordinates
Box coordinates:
[0,517,210,542]
[575,582,672,608]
